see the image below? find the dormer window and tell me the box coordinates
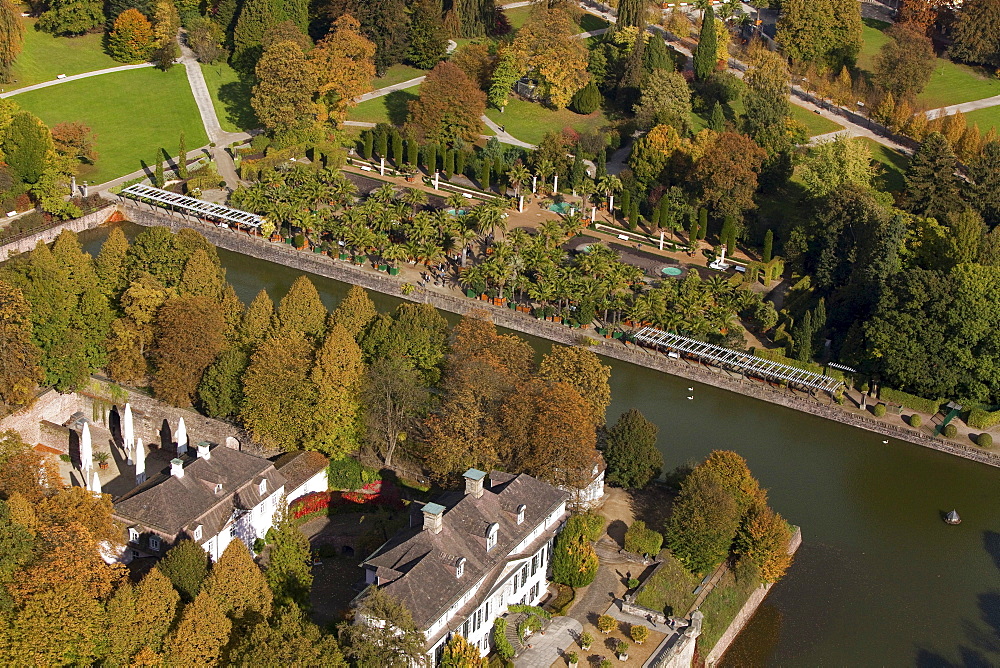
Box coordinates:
[258,479,267,495]
[149,536,161,551]
[456,557,466,579]
[193,525,203,541]
[486,523,499,551]
[128,527,139,543]
[215,483,223,494]
[516,504,526,525]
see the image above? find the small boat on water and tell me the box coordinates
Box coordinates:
[944,510,962,525]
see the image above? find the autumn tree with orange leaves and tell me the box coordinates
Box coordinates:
[311,14,377,123]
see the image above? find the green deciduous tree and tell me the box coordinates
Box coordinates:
[340,587,426,667]
[441,634,486,667]
[742,45,790,156]
[602,408,662,489]
[0,281,42,406]
[37,0,103,35]
[265,502,313,610]
[487,49,522,111]
[734,496,793,583]
[777,0,862,70]
[234,603,345,665]
[252,40,319,136]
[798,135,877,198]
[197,346,248,419]
[551,517,599,586]
[665,462,741,574]
[408,0,448,69]
[242,331,317,449]
[633,69,691,131]
[2,112,52,185]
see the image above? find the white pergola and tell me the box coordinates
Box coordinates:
[632,326,844,395]
[119,184,264,228]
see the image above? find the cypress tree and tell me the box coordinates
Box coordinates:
[694,7,717,82]
[405,134,418,165]
[813,298,827,335]
[391,130,403,165]
[455,149,467,176]
[424,143,437,173]
[375,130,388,159]
[177,132,188,179]
[596,148,607,179]
[709,101,725,132]
[796,310,813,362]
[621,190,631,221]
[688,212,698,243]
[480,158,491,190]
[720,215,734,249]
[697,207,708,240]
[570,152,585,189]
[617,0,646,28]
[570,80,601,115]
[443,149,454,179]
[763,229,773,263]
[361,130,373,160]
[154,159,165,188]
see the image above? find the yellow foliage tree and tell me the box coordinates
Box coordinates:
[511,7,590,108]
[311,14,377,123]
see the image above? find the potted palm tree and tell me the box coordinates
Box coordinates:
[95,452,110,470]
[566,651,579,667]
[579,631,593,651]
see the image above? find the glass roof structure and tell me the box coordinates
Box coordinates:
[632,326,844,395]
[119,184,264,228]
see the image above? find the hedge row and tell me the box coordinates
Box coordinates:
[328,457,380,491]
[879,388,943,415]
[967,407,1000,430]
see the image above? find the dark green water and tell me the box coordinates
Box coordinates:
[79,224,1000,666]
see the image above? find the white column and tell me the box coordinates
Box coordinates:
[532,176,537,194]
[570,206,575,216]
[71,175,76,196]
[433,171,439,191]
[608,195,614,216]
[591,206,596,223]
[552,174,558,193]
[659,231,664,251]
[380,157,385,176]
[519,195,524,213]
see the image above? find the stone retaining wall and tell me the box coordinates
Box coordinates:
[0,206,116,259]
[704,527,803,666]
[119,201,1000,470]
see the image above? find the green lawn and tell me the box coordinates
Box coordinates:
[859,138,909,192]
[963,105,1000,135]
[696,568,762,656]
[790,104,843,136]
[634,553,699,617]
[485,98,606,145]
[16,67,208,184]
[505,6,609,32]
[857,18,1000,110]
[5,18,120,92]
[373,64,427,90]
[200,62,258,134]
[347,86,421,125]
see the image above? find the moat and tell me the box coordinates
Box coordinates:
[77,222,1000,666]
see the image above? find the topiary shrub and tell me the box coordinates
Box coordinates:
[570,81,601,114]
[872,403,887,418]
[630,624,649,644]
[598,614,617,634]
[910,414,922,428]
[979,432,993,448]
[943,423,958,438]
[624,520,663,557]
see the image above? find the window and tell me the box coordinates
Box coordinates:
[530,582,539,600]
[128,527,139,543]
[531,554,538,576]
[521,564,528,584]
[214,483,223,494]
[193,525,203,541]
[463,619,470,638]
[456,557,466,579]
[516,504,526,525]
[486,523,499,551]
[149,536,161,551]
[258,479,267,495]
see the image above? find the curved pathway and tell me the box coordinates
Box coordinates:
[481,115,536,148]
[354,76,426,103]
[0,63,155,99]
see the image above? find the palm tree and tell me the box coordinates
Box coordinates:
[446,192,466,212]
[401,188,428,216]
[577,177,596,211]
[371,183,397,204]
[535,159,555,195]
[381,242,410,269]
[596,175,622,209]
[507,162,531,197]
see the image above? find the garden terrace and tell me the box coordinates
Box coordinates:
[632,327,843,395]
[119,184,264,228]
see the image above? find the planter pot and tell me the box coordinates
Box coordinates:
[388,267,400,276]
[377,264,388,272]
[618,654,628,661]
[339,253,349,260]
[98,462,109,470]
[580,646,591,652]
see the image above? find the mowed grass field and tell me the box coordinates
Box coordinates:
[859,137,909,192]
[15,67,208,184]
[6,18,120,92]
[858,17,1000,109]
[347,86,421,125]
[790,104,844,136]
[485,98,606,145]
[200,62,258,133]
[963,105,1000,135]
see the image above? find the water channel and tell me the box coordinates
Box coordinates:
[78,223,1000,666]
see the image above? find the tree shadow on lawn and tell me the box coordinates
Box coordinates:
[218,79,260,133]
[384,89,419,126]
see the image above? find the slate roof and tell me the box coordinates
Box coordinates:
[114,445,285,540]
[273,450,329,492]
[362,471,569,633]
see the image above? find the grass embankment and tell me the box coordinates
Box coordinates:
[634,552,698,617]
[373,64,427,89]
[5,18,120,92]
[789,104,843,136]
[858,17,1000,110]
[859,138,909,192]
[485,98,606,145]
[15,67,208,184]
[696,568,762,655]
[505,5,609,32]
[200,62,258,134]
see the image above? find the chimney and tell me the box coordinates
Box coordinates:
[170,458,184,479]
[197,442,211,460]
[463,468,486,499]
[422,502,445,534]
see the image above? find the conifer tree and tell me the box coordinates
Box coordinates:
[796,310,813,362]
[408,0,448,68]
[693,6,717,81]
[233,0,285,68]
[240,289,276,347]
[152,295,226,406]
[177,132,188,179]
[391,130,404,166]
[328,284,377,339]
[165,590,231,665]
[265,502,313,609]
[904,131,962,220]
[197,346,249,419]
[158,539,210,603]
[0,281,43,407]
[134,567,180,653]
[603,408,662,489]
[241,331,317,449]
[763,228,773,263]
[277,275,327,340]
[154,158,165,188]
[570,80,601,115]
[644,34,673,73]
[234,603,345,664]
[306,324,364,457]
[203,541,273,631]
[362,130,373,160]
[710,101,725,132]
